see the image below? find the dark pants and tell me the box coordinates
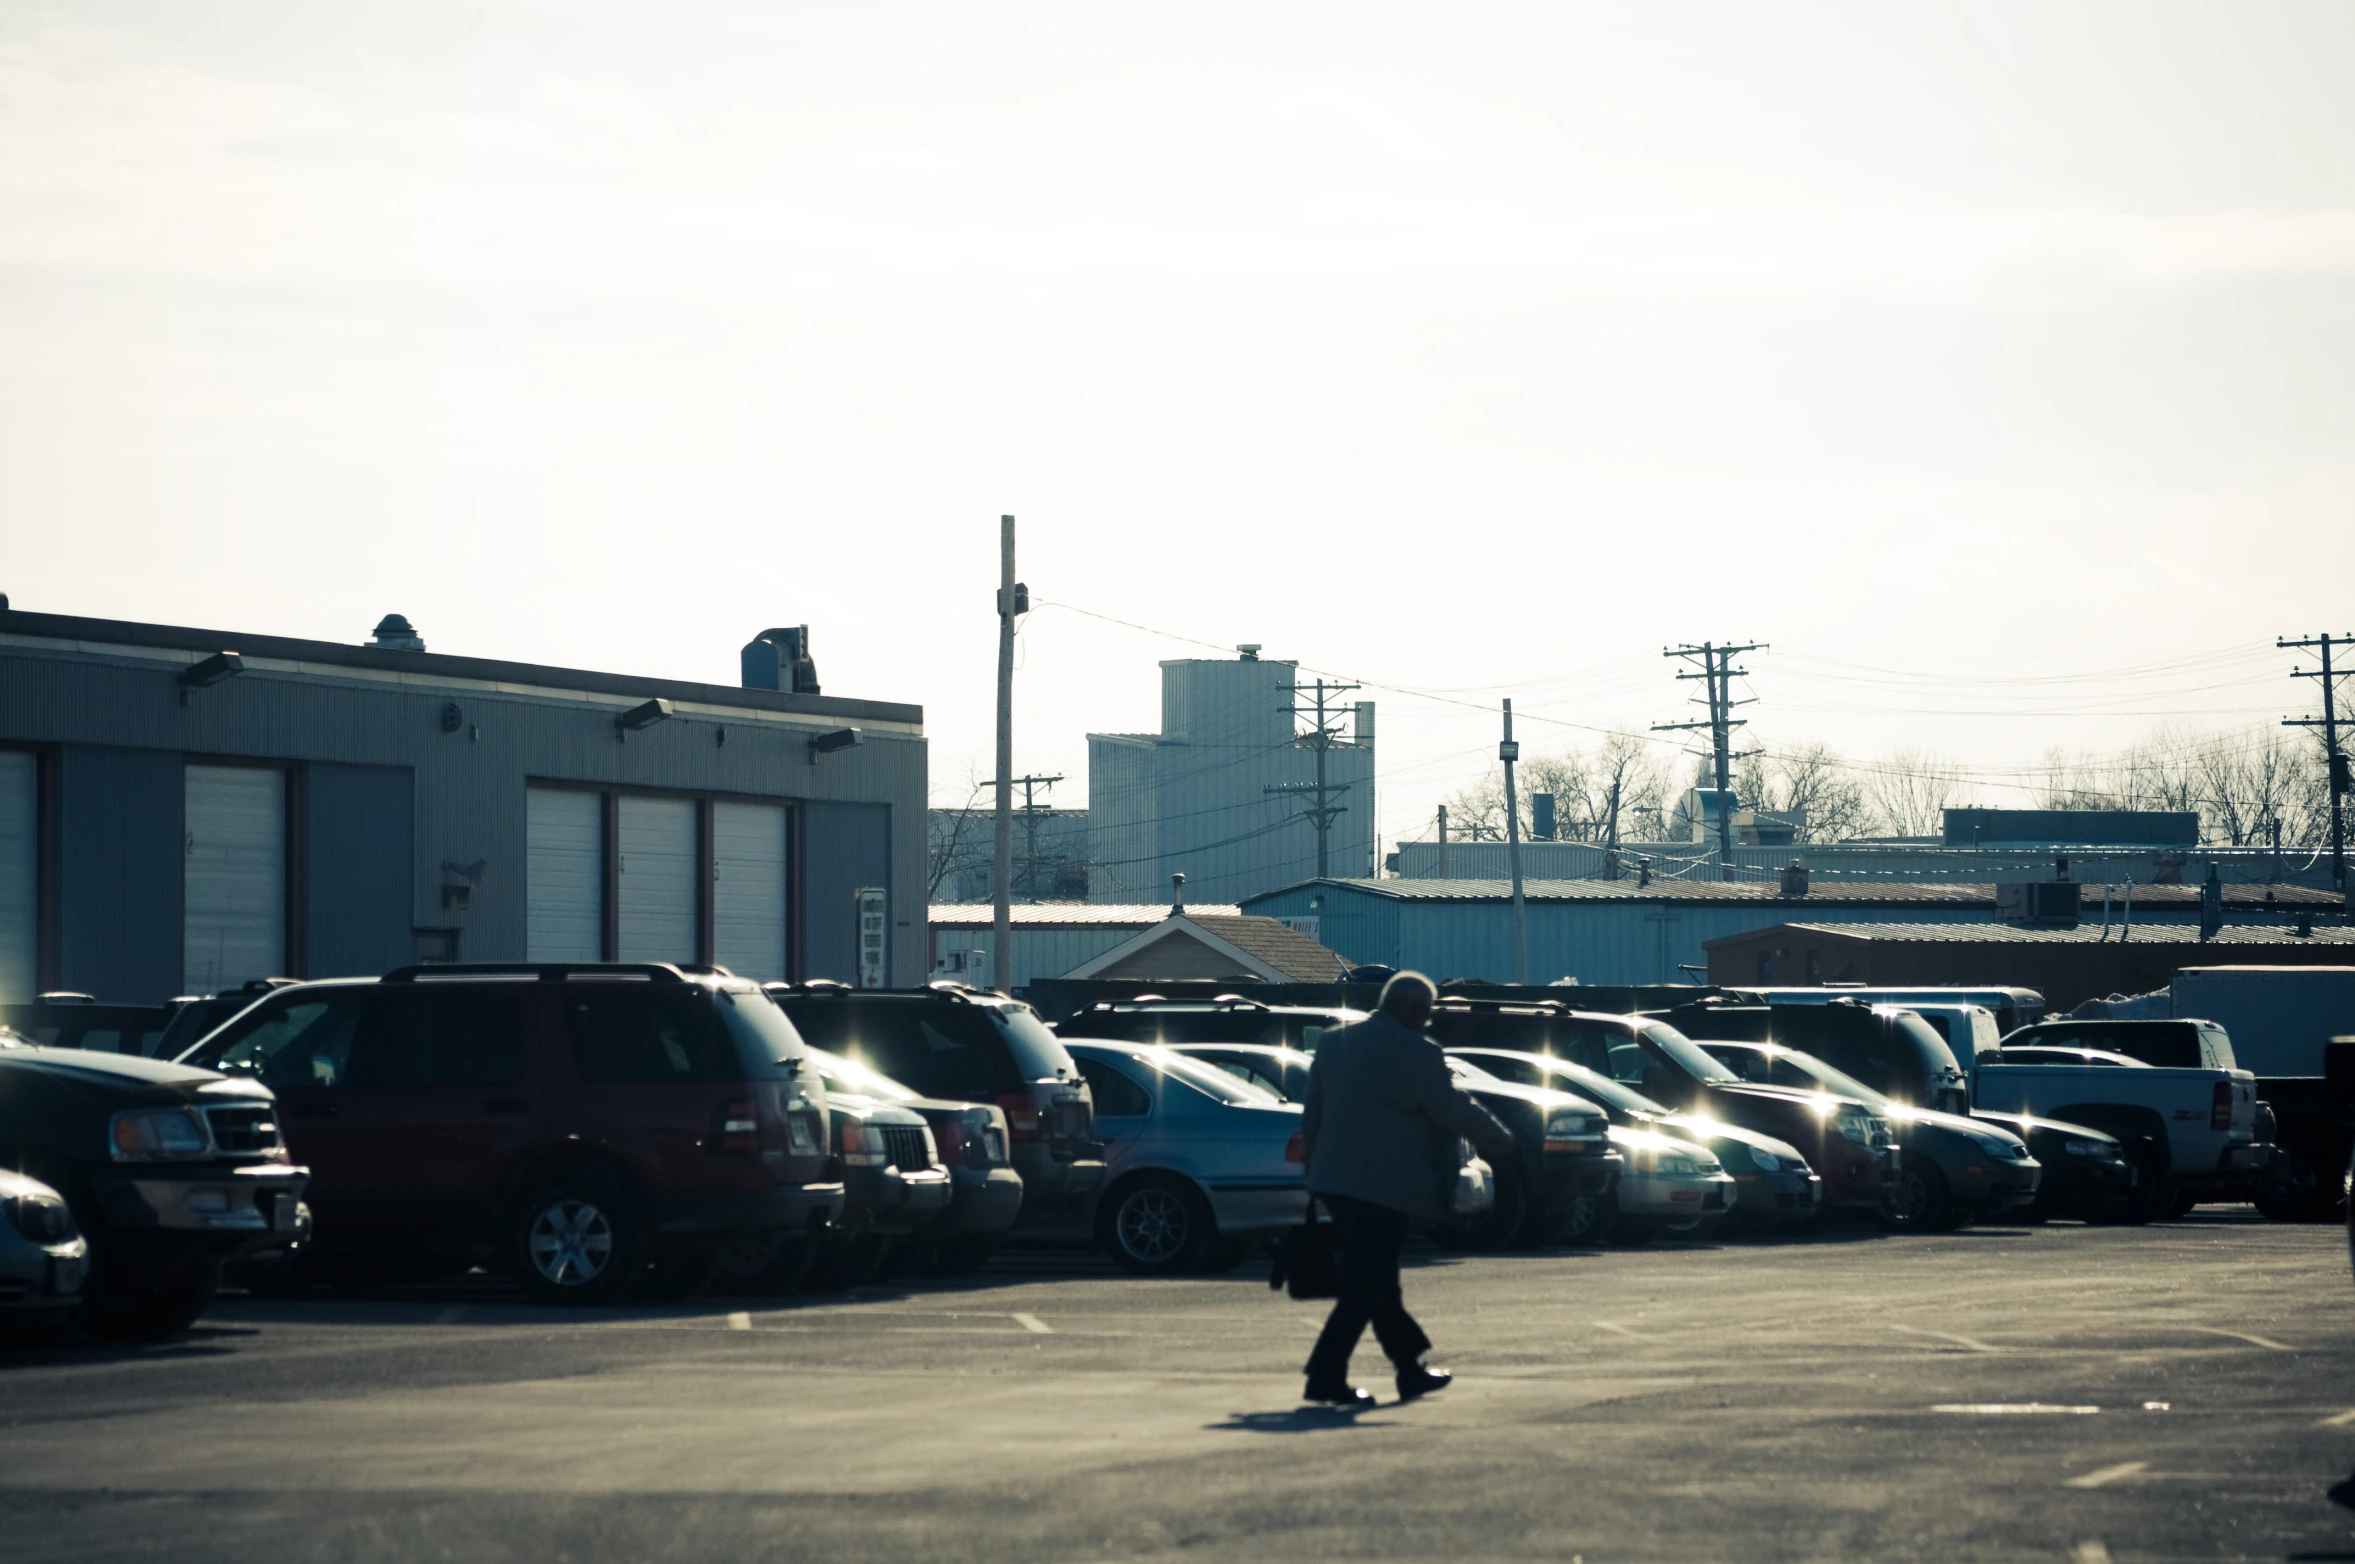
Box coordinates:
[1303,1194,1430,1385]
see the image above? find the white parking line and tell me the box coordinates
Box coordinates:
[2319,1408,2355,1427]
[1893,1324,1996,1352]
[1011,1312,1054,1335]
[2187,1326,2291,1352]
[726,1312,752,1332]
[2065,1462,2149,1490]
[1592,1320,1657,1341]
[2072,1541,2114,1564]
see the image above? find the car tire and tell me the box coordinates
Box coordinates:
[1662,1215,1722,1242]
[86,1255,219,1343]
[800,1233,891,1292]
[1098,1173,1214,1276]
[2092,1143,2169,1227]
[511,1170,648,1307]
[1877,1163,1950,1232]
[2256,1149,2340,1222]
[1432,1165,1530,1251]
[713,1231,819,1296]
[925,1236,998,1278]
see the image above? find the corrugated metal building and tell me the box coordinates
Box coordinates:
[927,902,1240,991]
[0,606,926,1004]
[1238,876,2338,987]
[1704,921,2355,1011]
[1087,650,1375,907]
[1391,838,2339,890]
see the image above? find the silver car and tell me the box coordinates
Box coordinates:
[1063,1040,1307,1276]
[1606,1124,1738,1242]
[0,1167,89,1336]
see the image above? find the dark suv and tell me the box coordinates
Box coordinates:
[176,963,843,1305]
[770,983,1103,1227]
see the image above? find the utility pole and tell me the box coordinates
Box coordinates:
[2282,631,2354,895]
[1501,699,1528,985]
[992,516,1023,991]
[1436,805,1449,879]
[1266,676,1360,880]
[1654,640,1766,874]
[981,772,1065,899]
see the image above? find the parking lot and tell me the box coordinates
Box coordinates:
[4,1211,2350,1564]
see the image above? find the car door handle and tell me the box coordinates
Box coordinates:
[289,1102,340,1120]
[482,1097,530,1116]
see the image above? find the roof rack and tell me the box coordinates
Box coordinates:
[767,978,851,996]
[380,962,692,985]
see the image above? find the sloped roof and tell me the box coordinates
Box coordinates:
[1061,913,1353,983]
[929,903,1240,928]
[1704,921,2355,948]
[1246,877,2342,909]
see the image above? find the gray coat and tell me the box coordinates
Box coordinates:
[1301,1011,1517,1222]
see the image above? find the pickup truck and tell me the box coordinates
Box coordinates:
[2167,966,2355,1223]
[1977,1017,2263,1222]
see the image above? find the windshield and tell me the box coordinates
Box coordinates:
[1448,1056,1508,1087]
[1133,1047,1283,1106]
[1891,1012,1966,1079]
[718,990,809,1080]
[1752,1047,1889,1106]
[1538,1059,1672,1117]
[807,1047,918,1102]
[1640,1021,1742,1084]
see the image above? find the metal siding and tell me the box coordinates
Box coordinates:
[525,787,604,962]
[803,801,890,984]
[0,752,33,1002]
[712,800,789,982]
[183,764,286,994]
[55,746,181,1004]
[617,795,698,963]
[305,763,414,979]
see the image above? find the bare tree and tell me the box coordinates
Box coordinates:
[926,771,992,901]
[1866,749,1967,838]
[1754,741,1877,843]
[1447,735,1673,846]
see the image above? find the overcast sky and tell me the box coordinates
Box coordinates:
[5,2,2351,852]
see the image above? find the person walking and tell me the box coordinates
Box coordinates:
[1298,971,1515,1409]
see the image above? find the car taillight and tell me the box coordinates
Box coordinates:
[996,1092,1044,1143]
[1285,1131,1306,1165]
[929,1113,965,1168]
[840,1121,888,1167]
[2211,1080,2232,1132]
[716,1096,759,1156]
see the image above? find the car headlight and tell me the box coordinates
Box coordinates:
[109,1107,212,1161]
[1,1193,77,1245]
[1544,1110,1603,1145]
[1745,1147,1782,1174]
[1833,1104,1887,1147]
[1976,1136,2028,1160]
[2062,1138,2113,1158]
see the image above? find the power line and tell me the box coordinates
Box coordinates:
[2281,632,2354,894]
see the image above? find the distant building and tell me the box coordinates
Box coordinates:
[1704,920,2355,1012]
[927,901,1240,991]
[1239,876,2342,988]
[1063,913,1353,984]
[1087,648,1375,907]
[928,805,1090,903]
[1390,838,2336,891]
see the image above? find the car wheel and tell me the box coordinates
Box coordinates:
[512,1171,647,1306]
[925,1236,998,1277]
[713,1231,819,1296]
[86,1255,219,1343]
[1099,1174,1214,1276]
[1661,1215,1722,1242]
[800,1233,891,1292]
[2091,1143,2171,1227]
[2255,1149,2339,1222]
[1877,1164,1950,1232]
[1433,1165,1530,1251]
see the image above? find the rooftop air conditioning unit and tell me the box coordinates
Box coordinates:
[1995,882,2080,928]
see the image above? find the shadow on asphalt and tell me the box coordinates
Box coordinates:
[1212,1405,1386,1434]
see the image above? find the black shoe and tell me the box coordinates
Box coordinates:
[1303,1381,1377,1410]
[1395,1364,1452,1401]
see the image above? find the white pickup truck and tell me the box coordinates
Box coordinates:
[1973,1017,2264,1222]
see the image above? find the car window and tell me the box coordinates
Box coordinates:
[567,988,739,1084]
[348,991,528,1088]
[1074,1055,1151,1116]
[1536,1059,1673,1117]
[195,992,371,1092]
[991,1004,1077,1080]
[1137,1048,1284,1105]
[1640,1022,1742,1083]
[1700,1045,1776,1085]
[1462,1053,1543,1086]
[784,1001,1006,1099]
[809,1047,919,1103]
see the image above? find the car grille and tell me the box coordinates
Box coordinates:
[880,1124,935,1171]
[203,1104,282,1157]
[1773,1191,1806,1210]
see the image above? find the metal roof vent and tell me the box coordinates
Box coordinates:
[1236,644,1261,661]
[368,613,424,651]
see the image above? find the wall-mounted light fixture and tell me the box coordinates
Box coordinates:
[178,651,244,703]
[616,697,672,739]
[441,701,464,733]
[807,727,861,764]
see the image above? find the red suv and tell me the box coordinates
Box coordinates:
[175,963,842,1304]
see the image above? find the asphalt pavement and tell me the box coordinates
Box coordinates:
[4,1210,2352,1563]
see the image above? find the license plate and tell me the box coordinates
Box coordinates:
[271,1194,301,1232]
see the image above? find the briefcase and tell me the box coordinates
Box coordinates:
[1268,1197,1340,1301]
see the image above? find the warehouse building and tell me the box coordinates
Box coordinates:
[1238,876,2341,987]
[0,605,925,1004]
[1703,921,2355,1012]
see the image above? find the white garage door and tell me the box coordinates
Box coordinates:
[526,787,605,962]
[617,795,698,963]
[0,751,34,1003]
[712,801,788,983]
[184,764,285,996]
